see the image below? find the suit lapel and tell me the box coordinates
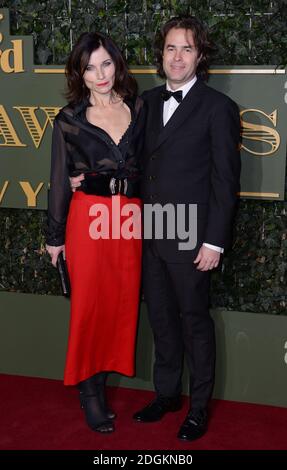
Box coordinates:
[152,79,206,152]
[147,85,164,139]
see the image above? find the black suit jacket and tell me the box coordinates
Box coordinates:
[141,78,241,262]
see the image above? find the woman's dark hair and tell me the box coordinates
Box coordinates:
[154,15,215,81]
[65,32,137,105]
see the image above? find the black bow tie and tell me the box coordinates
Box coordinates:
[161,90,183,103]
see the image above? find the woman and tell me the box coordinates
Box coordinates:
[46,32,144,434]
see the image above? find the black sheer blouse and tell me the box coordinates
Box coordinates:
[46,96,145,246]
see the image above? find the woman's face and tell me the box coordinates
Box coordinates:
[83,46,116,95]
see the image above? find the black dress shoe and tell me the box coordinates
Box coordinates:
[177,409,208,441]
[133,395,182,422]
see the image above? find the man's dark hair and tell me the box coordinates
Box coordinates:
[65,31,137,105]
[154,15,215,81]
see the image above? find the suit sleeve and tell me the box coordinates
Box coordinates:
[204,98,241,248]
[46,117,72,246]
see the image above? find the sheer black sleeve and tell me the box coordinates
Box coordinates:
[46,116,72,246]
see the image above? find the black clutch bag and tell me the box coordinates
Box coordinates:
[57,252,71,297]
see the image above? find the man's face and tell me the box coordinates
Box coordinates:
[162,27,201,90]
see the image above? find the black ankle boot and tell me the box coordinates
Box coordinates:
[79,373,116,420]
[78,376,114,433]
[96,373,117,420]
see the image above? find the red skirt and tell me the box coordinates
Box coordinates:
[64,192,142,385]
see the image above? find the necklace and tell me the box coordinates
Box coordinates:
[89,90,123,109]
[109,90,123,105]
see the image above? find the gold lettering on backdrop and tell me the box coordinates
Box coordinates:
[19,181,44,207]
[0,39,24,73]
[0,12,3,42]
[240,109,280,156]
[0,180,9,203]
[14,107,60,148]
[0,13,24,72]
[0,105,26,147]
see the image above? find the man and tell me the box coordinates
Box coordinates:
[133,16,241,441]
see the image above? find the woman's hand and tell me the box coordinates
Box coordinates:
[69,173,85,192]
[46,244,65,267]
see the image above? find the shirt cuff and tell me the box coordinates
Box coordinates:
[203,243,224,254]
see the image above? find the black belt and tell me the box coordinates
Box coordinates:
[78,173,141,198]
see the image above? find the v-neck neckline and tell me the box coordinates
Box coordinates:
[84,99,133,147]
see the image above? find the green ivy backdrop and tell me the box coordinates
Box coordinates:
[0,0,286,314]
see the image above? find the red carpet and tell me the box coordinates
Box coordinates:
[0,374,286,450]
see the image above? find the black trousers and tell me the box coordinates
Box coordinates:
[142,242,216,411]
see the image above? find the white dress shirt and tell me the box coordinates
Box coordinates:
[163,76,197,126]
[163,76,224,254]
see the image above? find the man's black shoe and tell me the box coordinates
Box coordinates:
[133,395,182,422]
[177,409,208,441]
